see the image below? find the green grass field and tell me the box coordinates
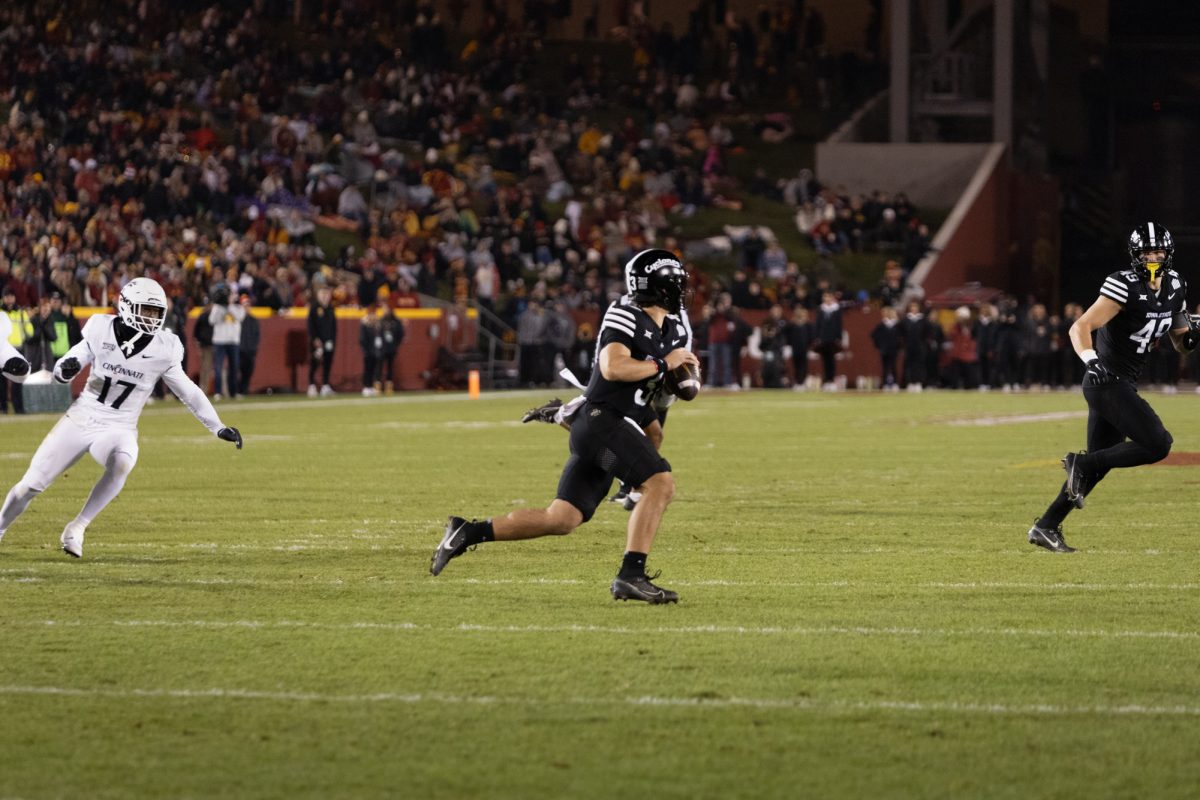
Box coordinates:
[2,389,1199,799]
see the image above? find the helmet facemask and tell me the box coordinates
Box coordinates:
[117,279,168,334]
[1128,222,1175,283]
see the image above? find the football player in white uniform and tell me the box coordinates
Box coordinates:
[0,278,243,557]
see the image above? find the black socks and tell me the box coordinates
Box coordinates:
[619,551,647,579]
[467,519,496,545]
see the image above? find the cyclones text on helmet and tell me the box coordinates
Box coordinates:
[624,248,687,314]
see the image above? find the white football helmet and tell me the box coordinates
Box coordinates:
[117,278,168,334]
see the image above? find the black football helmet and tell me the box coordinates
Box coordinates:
[1128,221,1174,282]
[624,248,687,314]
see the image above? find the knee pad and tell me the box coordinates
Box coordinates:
[107,451,137,480]
[14,478,45,497]
[1154,431,1174,462]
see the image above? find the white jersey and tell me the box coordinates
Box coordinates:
[56,314,224,433]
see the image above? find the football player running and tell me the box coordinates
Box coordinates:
[1029,222,1196,552]
[521,248,694,511]
[0,278,243,558]
[432,250,699,603]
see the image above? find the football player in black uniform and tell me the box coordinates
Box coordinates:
[520,249,694,511]
[1029,222,1198,552]
[431,250,700,602]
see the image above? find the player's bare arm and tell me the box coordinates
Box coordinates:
[1068,295,1121,357]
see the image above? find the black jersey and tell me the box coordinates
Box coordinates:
[1096,267,1188,381]
[584,295,689,419]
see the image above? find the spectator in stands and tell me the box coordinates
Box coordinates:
[945,306,980,390]
[995,303,1025,392]
[875,260,908,309]
[925,309,946,389]
[748,305,789,388]
[900,300,932,392]
[238,296,261,396]
[1023,303,1053,390]
[193,297,216,396]
[377,306,405,394]
[308,285,337,398]
[209,287,245,401]
[761,240,789,281]
[517,300,550,387]
[786,306,815,390]
[973,303,1001,390]
[546,301,577,385]
[360,309,383,397]
[706,294,737,389]
[870,305,901,391]
[25,297,58,374]
[814,291,845,391]
[2,287,31,413]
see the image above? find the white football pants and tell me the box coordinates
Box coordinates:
[0,416,139,534]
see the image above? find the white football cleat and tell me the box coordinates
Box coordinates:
[307,384,319,398]
[320,385,334,397]
[61,522,86,558]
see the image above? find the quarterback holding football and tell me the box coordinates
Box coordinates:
[0,278,243,558]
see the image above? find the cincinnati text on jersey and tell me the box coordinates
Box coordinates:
[99,363,145,380]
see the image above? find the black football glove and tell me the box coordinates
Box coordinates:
[3,356,28,377]
[58,357,81,381]
[217,427,243,449]
[1083,358,1118,387]
[1182,314,1200,351]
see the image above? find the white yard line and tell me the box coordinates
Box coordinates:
[0,389,553,425]
[4,569,1198,592]
[0,683,1197,717]
[10,619,1199,640]
[937,411,1088,426]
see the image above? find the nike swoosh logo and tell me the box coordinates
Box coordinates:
[440,521,465,549]
[141,354,153,358]
[1168,293,1176,299]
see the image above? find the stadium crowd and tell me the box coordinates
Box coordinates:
[4,1,1184,409]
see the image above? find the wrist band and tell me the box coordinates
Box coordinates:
[653,357,667,377]
[1078,348,1097,364]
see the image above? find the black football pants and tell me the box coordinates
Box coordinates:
[1039,379,1172,529]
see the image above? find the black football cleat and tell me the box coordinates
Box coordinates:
[1028,522,1076,553]
[430,516,473,576]
[611,572,679,604]
[622,492,641,511]
[521,398,562,424]
[1062,452,1089,509]
[609,489,628,504]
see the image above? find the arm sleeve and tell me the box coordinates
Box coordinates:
[1099,272,1129,306]
[208,306,224,326]
[597,304,638,351]
[52,317,99,383]
[161,337,224,434]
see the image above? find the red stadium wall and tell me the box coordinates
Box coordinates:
[917,155,1011,299]
[76,308,476,394]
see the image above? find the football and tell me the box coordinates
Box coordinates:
[665,362,702,401]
